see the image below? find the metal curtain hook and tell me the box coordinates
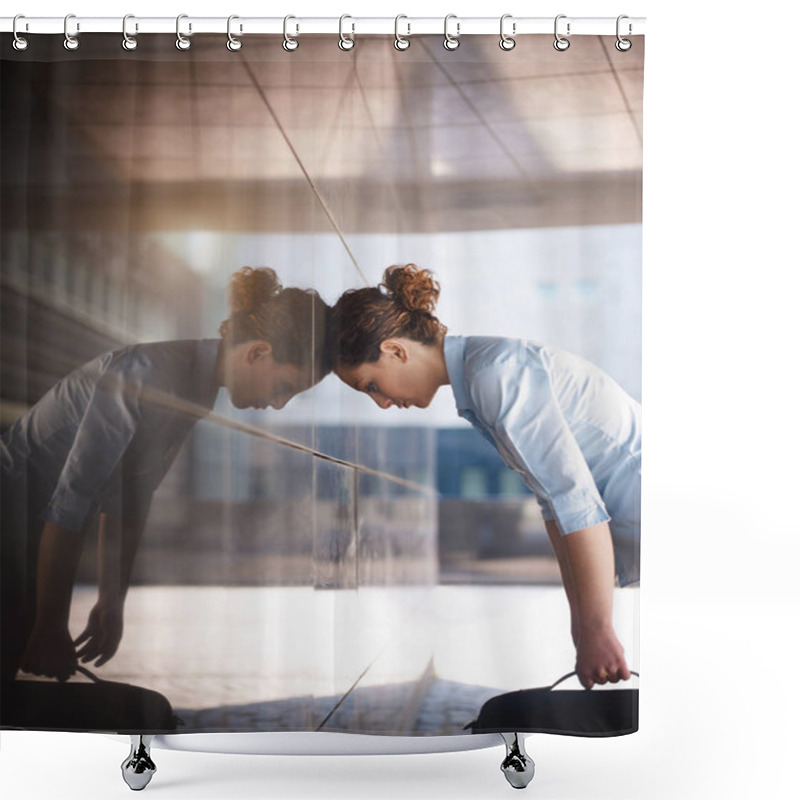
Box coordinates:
[64,13,80,51]
[12,15,29,51]
[339,14,355,51]
[394,14,410,51]
[227,15,242,51]
[176,14,191,50]
[616,14,632,51]
[553,14,570,51]
[499,14,516,51]
[443,14,460,51]
[122,14,138,51]
[283,15,299,51]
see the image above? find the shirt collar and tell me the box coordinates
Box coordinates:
[443,335,471,412]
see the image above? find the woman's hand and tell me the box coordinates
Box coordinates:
[575,624,631,689]
[75,601,124,668]
[19,624,78,682]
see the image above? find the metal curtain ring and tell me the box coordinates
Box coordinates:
[499,14,516,51]
[283,15,299,51]
[176,14,191,50]
[553,14,570,52]
[122,15,138,51]
[64,14,80,51]
[443,14,460,51]
[339,14,355,51]
[394,15,410,51]
[615,14,632,51]
[227,15,242,51]
[12,15,29,51]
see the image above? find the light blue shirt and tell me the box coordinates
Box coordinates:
[1,339,222,534]
[443,336,641,586]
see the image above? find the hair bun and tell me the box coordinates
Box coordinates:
[381,264,440,314]
[229,266,282,314]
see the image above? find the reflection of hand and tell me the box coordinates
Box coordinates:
[575,626,631,690]
[20,624,77,682]
[75,601,124,668]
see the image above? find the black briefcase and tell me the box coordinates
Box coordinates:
[1,666,179,733]
[465,671,638,737]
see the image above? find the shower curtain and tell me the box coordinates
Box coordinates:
[1,27,642,739]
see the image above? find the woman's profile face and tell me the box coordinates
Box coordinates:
[336,339,439,410]
[228,341,311,410]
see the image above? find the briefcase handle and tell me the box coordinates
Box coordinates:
[75,665,109,684]
[549,670,639,690]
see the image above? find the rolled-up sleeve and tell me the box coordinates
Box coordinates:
[42,367,141,531]
[469,358,610,535]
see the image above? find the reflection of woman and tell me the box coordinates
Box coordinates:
[332,265,640,689]
[1,267,331,683]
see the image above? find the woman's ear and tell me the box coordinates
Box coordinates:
[247,340,273,363]
[379,339,409,362]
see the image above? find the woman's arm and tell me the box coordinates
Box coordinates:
[41,366,141,534]
[19,521,85,681]
[75,512,147,667]
[548,520,630,689]
[545,520,579,646]
[97,512,147,605]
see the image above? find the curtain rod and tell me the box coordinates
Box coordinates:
[1,16,646,37]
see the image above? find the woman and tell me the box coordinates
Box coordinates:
[332,265,640,689]
[1,267,332,683]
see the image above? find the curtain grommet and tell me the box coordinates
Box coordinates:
[12,15,29,51]
[499,14,516,51]
[176,14,191,51]
[394,15,410,51]
[63,13,80,51]
[553,14,570,52]
[443,14,460,51]
[227,15,243,51]
[283,15,299,51]
[615,15,633,51]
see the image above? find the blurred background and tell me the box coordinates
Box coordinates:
[1,32,641,733]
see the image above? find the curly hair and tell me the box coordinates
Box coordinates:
[219,267,333,379]
[332,264,447,367]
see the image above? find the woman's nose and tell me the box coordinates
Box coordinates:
[374,395,392,410]
[271,397,287,410]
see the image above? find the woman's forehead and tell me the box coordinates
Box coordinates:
[336,362,374,387]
